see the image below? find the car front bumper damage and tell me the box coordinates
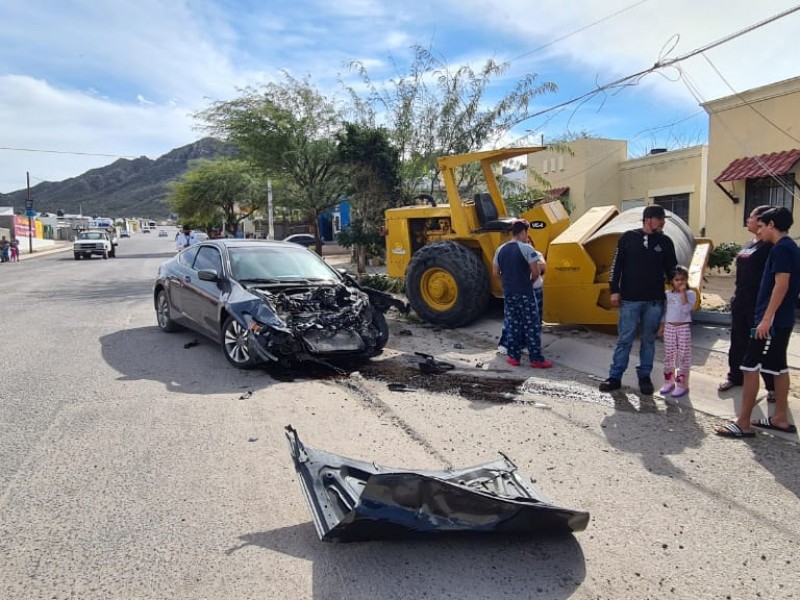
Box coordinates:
[285,426,590,543]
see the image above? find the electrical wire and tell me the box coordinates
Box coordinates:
[508,0,651,64]
[0,146,139,159]
[513,4,800,127]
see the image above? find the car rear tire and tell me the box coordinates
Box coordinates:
[155,289,181,333]
[405,241,490,328]
[102,250,108,259]
[74,254,80,260]
[222,316,261,369]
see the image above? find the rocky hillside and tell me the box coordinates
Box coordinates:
[0,138,236,218]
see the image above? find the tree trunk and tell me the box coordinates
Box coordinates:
[356,244,367,274]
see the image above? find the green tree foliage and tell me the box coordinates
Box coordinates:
[336,123,400,272]
[345,45,556,204]
[197,74,347,253]
[708,241,741,273]
[168,159,263,234]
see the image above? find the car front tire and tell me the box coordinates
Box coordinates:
[156,289,181,332]
[222,316,261,369]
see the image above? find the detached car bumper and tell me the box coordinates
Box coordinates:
[285,426,590,542]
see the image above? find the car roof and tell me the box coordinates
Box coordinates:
[195,239,305,249]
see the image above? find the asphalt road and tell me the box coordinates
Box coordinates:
[0,233,798,600]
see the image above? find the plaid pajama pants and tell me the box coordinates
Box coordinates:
[663,323,692,373]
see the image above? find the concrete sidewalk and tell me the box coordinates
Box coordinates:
[17,241,73,260]
[455,314,800,442]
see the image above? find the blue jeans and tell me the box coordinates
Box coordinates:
[609,300,664,380]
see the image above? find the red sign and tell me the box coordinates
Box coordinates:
[13,216,33,237]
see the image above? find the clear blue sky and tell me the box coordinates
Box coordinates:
[1,0,798,193]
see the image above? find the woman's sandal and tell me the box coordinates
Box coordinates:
[718,380,737,392]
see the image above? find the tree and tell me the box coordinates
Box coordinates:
[336,123,400,272]
[168,159,263,234]
[197,74,347,254]
[345,45,557,203]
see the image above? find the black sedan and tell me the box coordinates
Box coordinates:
[153,239,405,369]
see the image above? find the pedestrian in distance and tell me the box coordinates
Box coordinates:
[599,204,678,394]
[9,238,19,261]
[0,236,9,263]
[715,206,800,438]
[492,219,553,369]
[717,205,775,401]
[175,225,198,251]
[658,265,695,397]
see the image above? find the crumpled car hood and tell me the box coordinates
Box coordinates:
[285,426,590,542]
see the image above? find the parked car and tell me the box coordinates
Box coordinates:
[153,240,406,369]
[120,231,130,238]
[142,229,151,234]
[158,229,168,237]
[283,234,323,248]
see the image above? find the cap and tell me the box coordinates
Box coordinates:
[643,205,666,219]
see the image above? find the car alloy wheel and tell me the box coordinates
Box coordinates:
[222,316,259,369]
[156,289,181,332]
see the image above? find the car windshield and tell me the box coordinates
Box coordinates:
[229,246,339,283]
[78,232,103,240]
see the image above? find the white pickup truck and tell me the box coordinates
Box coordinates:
[73,230,114,260]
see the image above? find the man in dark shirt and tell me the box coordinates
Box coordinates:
[599,205,678,394]
[716,206,800,438]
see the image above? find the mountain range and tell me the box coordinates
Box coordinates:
[0,137,235,219]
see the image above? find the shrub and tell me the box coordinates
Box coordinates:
[357,273,405,294]
[708,242,741,273]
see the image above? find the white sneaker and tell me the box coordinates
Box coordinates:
[496,345,507,355]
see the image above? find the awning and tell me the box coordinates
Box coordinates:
[545,186,569,198]
[715,149,800,183]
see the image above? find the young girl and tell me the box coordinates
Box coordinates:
[659,265,696,397]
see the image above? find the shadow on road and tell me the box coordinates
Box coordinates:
[99,326,279,395]
[228,522,586,599]
[601,392,704,478]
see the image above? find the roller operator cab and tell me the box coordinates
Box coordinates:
[384,148,712,328]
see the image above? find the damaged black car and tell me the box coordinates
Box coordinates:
[286,426,590,542]
[153,240,406,368]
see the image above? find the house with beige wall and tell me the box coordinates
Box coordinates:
[526,75,800,246]
[703,76,800,245]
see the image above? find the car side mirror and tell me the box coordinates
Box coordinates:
[198,269,219,282]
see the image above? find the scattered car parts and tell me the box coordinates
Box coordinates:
[285,426,590,542]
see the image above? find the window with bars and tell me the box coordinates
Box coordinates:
[744,174,795,225]
[654,193,689,223]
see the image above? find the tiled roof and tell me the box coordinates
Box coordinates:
[715,149,800,183]
[546,187,569,197]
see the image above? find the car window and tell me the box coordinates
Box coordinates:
[178,246,200,268]
[192,245,223,274]
[229,247,338,281]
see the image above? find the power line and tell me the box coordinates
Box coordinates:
[0,146,139,159]
[509,0,651,63]
[514,4,800,127]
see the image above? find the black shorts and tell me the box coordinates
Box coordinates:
[740,326,792,375]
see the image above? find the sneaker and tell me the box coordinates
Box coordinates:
[496,345,508,355]
[659,382,675,395]
[599,377,621,392]
[505,357,520,367]
[671,385,689,398]
[530,360,553,368]
[638,376,655,395]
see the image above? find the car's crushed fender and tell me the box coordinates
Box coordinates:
[285,426,590,542]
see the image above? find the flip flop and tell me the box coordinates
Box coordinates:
[717,380,738,392]
[714,422,756,438]
[751,417,797,434]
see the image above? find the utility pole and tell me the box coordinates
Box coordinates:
[26,172,33,254]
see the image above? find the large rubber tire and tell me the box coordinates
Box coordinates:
[102,250,108,259]
[155,289,182,333]
[372,310,389,353]
[405,242,490,328]
[221,315,261,369]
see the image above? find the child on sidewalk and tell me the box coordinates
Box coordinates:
[659,265,696,397]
